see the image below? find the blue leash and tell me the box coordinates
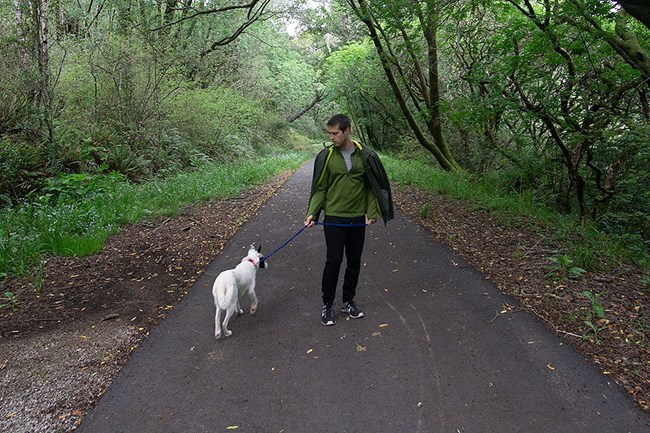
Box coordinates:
[261,221,368,262]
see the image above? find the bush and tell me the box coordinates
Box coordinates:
[0,138,46,205]
[0,152,309,278]
[597,130,650,245]
[166,87,270,161]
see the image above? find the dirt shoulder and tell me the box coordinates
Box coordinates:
[0,173,648,432]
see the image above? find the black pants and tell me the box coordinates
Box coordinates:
[321,215,366,306]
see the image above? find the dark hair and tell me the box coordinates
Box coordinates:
[326,114,351,132]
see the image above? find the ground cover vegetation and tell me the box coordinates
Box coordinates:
[0,0,649,423]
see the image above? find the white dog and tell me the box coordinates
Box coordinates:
[212,244,267,338]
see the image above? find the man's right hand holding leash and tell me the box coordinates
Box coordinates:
[305,215,315,228]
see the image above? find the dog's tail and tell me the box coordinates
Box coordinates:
[214,271,238,310]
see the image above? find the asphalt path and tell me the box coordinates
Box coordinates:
[78,162,650,433]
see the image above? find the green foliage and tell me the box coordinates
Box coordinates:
[384,155,546,223]
[546,255,587,280]
[53,35,190,180]
[323,40,403,151]
[440,0,650,238]
[419,203,430,219]
[0,138,46,203]
[580,290,607,343]
[0,92,34,138]
[167,87,268,161]
[2,0,649,281]
[0,152,309,279]
[596,125,650,243]
[384,154,649,274]
[40,171,127,204]
[243,27,319,119]
[0,291,17,311]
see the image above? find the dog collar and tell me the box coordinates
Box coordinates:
[245,257,258,268]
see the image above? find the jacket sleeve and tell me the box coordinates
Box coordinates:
[306,150,329,221]
[365,150,394,224]
[365,183,380,221]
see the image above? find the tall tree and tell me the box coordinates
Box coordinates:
[346,0,461,171]
[450,0,648,219]
[11,0,54,143]
[12,0,30,75]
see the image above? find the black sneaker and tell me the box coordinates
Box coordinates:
[341,301,364,319]
[321,305,336,326]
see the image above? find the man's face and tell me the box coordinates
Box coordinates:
[326,124,349,148]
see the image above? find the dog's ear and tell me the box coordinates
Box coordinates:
[257,244,262,253]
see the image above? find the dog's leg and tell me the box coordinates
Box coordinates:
[249,290,259,314]
[222,307,235,337]
[236,297,244,316]
[215,307,223,339]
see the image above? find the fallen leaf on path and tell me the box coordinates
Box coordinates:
[307,348,313,354]
[355,342,366,352]
[547,363,556,371]
[226,426,239,430]
[379,323,389,328]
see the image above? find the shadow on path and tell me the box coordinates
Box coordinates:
[78,162,650,433]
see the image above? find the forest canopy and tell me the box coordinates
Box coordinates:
[1,0,649,262]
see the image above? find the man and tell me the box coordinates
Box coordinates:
[305,114,394,326]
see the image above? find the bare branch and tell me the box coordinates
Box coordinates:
[151,0,267,32]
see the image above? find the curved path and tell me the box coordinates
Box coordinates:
[78,162,650,433]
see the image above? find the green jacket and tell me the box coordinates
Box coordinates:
[307,141,394,224]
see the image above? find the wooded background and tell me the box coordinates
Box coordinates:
[1,0,649,256]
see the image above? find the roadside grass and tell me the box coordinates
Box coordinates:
[382,155,649,276]
[0,152,309,280]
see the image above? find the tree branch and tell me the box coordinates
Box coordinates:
[151,0,267,31]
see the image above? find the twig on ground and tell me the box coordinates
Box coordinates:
[153,218,172,232]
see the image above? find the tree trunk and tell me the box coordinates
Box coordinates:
[34,0,54,143]
[420,2,458,170]
[348,0,461,172]
[12,0,31,81]
[616,1,650,29]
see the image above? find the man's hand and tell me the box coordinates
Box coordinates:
[305,215,316,228]
[365,216,376,225]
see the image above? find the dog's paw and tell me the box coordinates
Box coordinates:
[224,330,232,337]
[215,332,221,339]
[237,309,244,316]
[250,307,257,314]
